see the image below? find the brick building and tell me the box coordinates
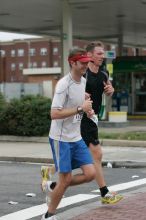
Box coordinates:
[1,37,146,84]
[1,38,146,113]
[0,38,58,83]
[0,37,91,83]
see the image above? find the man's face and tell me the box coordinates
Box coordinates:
[89,46,105,67]
[72,60,88,75]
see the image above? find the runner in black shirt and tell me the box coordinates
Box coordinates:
[81,41,123,204]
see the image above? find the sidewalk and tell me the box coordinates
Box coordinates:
[0,120,146,219]
[67,191,146,220]
[0,141,146,168]
[0,120,146,167]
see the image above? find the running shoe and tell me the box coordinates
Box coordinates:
[101,192,123,204]
[41,165,55,192]
[44,181,53,205]
[41,165,55,205]
[41,214,58,220]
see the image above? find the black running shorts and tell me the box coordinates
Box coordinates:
[81,114,100,147]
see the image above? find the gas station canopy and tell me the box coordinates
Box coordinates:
[1,0,146,47]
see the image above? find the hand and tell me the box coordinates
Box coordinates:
[87,109,95,118]
[82,98,93,113]
[103,81,114,96]
[85,92,91,100]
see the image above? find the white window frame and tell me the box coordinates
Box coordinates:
[11,50,16,57]
[29,48,36,56]
[41,61,47,67]
[0,50,6,57]
[40,48,47,56]
[53,47,59,55]
[33,62,37,68]
[53,61,59,67]
[11,63,16,71]
[19,63,24,70]
[28,62,33,68]
[18,49,24,57]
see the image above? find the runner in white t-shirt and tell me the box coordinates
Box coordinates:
[49,72,86,142]
[41,48,96,220]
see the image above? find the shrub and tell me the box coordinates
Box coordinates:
[0,92,6,109]
[0,95,52,136]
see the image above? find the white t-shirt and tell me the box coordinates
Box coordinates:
[49,73,86,142]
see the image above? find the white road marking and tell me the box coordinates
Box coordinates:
[58,194,98,208]
[0,194,98,220]
[92,178,146,192]
[0,203,47,220]
[1,178,146,220]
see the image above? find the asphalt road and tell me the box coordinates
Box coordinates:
[0,161,146,219]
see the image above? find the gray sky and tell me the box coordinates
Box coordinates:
[0,31,41,42]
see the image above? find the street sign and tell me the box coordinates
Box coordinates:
[105,50,116,59]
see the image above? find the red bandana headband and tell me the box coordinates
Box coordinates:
[68,53,92,63]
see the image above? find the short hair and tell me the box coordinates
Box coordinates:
[68,48,87,60]
[86,41,104,52]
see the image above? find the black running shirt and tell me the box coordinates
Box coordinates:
[85,68,109,115]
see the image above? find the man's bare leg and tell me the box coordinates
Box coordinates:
[89,143,106,188]
[48,164,95,214]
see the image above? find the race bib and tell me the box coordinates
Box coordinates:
[72,114,82,123]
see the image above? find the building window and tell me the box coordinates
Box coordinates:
[53,61,59,67]
[29,48,36,56]
[0,50,6,57]
[11,50,16,57]
[122,47,128,56]
[41,61,47,68]
[11,63,16,71]
[40,48,47,56]
[18,49,24,57]
[33,62,37,68]
[28,62,33,68]
[53,47,58,55]
[73,45,78,49]
[19,63,24,70]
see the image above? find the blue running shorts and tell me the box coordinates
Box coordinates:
[49,138,93,173]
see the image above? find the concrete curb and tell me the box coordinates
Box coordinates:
[102,161,146,168]
[101,139,146,147]
[0,156,146,168]
[0,135,48,143]
[0,156,53,164]
[0,135,146,147]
